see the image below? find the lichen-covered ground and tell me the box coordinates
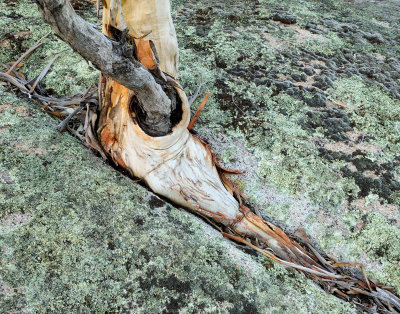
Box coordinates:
[0,0,399,312]
[175,0,400,291]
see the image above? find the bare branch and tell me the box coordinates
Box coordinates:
[34,0,172,135]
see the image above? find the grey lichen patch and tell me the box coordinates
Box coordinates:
[352,212,400,289]
[0,0,99,96]
[1,0,399,310]
[175,0,400,295]
[0,85,354,312]
[328,77,400,162]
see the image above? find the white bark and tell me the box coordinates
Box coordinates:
[98,0,320,266]
[35,0,173,136]
[121,0,179,78]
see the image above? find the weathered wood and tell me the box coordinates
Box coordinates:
[121,0,179,78]
[35,0,172,135]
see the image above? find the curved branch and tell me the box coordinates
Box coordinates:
[34,0,172,135]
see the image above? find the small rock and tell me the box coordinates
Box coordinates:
[271,13,297,24]
[305,92,326,107]
[364,32,385,44]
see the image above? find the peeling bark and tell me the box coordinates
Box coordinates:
[35,0,172,135]
[97,0,323,268]
[32,1,400,311]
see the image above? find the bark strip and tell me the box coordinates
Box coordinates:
[34,0,172,135]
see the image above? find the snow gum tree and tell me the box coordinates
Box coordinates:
[32,1,400,311]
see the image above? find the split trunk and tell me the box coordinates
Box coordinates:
[33,1,400,311]
[97,0,324,269]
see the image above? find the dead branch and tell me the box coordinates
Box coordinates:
[34,0,173,136]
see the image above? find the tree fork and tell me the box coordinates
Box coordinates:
[32,1,400,311]
[35,0,173,135]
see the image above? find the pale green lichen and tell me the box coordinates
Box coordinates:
[302,32,346,57]
[352,212,400,289]
[1,0,399,310]
[0,84,355,312]
[328,77,400,162]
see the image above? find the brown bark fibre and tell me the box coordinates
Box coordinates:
[97,0,336,269]
[31,0,399,311]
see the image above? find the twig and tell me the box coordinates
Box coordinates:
[2,63,29,83]
[333,262,372,292]
[67,125,85,142]
[56,104,83,132]
[56,85,93,131]
[188,93,210,130]
[0,72,30,94]
[295,229,336,272]
[189,74,207,106]
[29,51,64,94]
[222,232,345,279]
[6,31,51,75]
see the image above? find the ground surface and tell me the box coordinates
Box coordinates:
[0,0,399,312]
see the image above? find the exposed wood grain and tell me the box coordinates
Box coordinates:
[34,0,172,135]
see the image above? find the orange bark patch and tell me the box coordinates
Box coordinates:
[111,151,128,168]
[135,39,156,69]
[109,80,132,109]
[99,124,116,152]
[187,93,210,130]
[99,124,127,168]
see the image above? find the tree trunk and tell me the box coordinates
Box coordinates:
[34,0,328,268]
[35,0,172,136]
[97,0,326,268]
[32,1,400,310]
